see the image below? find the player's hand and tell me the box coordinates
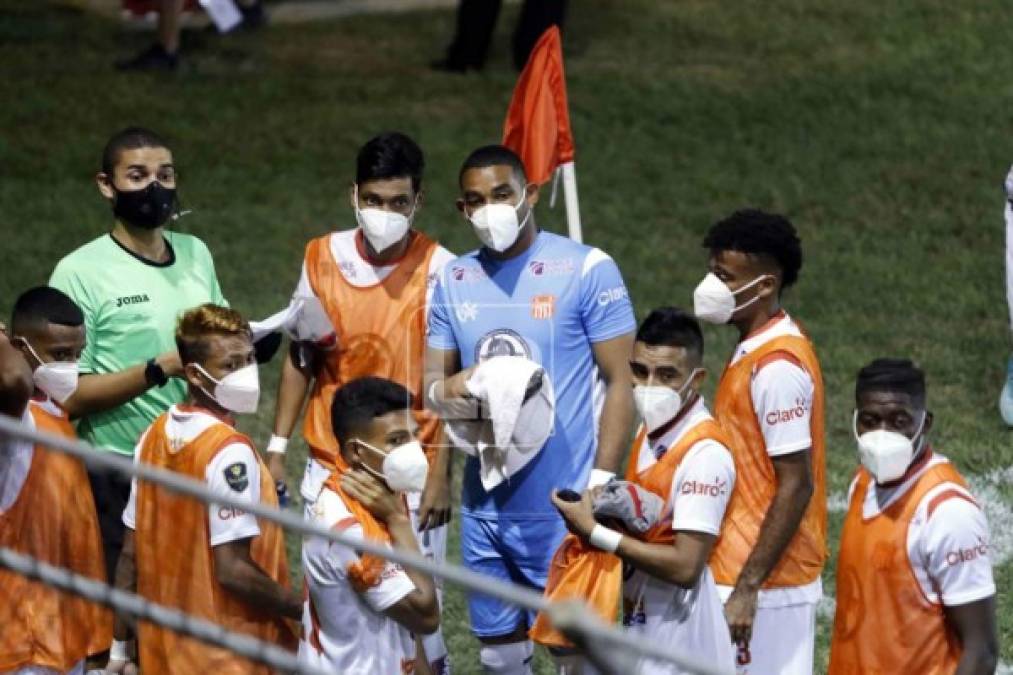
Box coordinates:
[550,489,596,539]
[342,469,405,524]
[724,584,758,647]
[416,469,451,531]
[156,349,183,378]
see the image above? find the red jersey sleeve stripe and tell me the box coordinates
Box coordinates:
[926,488,978,520]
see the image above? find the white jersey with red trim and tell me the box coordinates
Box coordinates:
[847,453,995,606]
[718,311,822,610]
[121,405,261,546]
[299,487,417,674]
[624,397,737,674]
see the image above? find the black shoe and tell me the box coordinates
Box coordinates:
[115,44,179,71]
[238,0,267,29]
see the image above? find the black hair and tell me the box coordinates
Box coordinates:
[356,132,425,193]
[855,358,926,407]
[635,307,704,362]
[702,209,803,288]
[458,144,527,186]
[101,127,170,175]
[331,377,414,447]
[11,286,84,336]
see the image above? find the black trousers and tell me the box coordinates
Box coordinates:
[87,465,133,584]
[444,0,568,70]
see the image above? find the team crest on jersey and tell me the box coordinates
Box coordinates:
[224,462,249,492]
[528,258,574,277]
[530,294,555,320]
[474,329,532,362]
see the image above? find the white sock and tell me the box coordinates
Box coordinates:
[423,628,450,674]
[480,641,534,675]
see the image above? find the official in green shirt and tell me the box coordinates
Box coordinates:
[49,126,227,579]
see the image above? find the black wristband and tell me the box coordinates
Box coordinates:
[145,358,168,387]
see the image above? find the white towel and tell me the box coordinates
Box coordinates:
[445,356,555,491]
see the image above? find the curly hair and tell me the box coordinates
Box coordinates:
[175,304,250,365]
[702,209,803,288]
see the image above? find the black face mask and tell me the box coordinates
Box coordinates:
[112,181,176,230]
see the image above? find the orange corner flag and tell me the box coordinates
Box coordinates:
[502,26,575,186]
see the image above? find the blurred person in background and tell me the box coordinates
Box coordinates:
[0,287,111,674]
[1001,168,1013,426]
[433,0,566,72]
[115,0,266,71]
[50,126,228,584]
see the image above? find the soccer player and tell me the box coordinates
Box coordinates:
[0,287,111,674]
[551,307,736,674]
[109,305,299,674]
[267,132,454,672]
[299,377,440,673]
[692,210,826,674]
[50,126,227,582]
[829,358,998,674]
[426,144,636,673]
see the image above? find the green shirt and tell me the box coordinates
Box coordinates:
[49,232,227,455]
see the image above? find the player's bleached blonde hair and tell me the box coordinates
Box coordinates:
[175,304,251,365]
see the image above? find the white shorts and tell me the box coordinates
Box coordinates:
[734,603,815,675]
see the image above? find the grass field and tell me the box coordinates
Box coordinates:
[1,0,1011,671]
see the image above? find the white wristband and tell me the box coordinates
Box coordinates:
[266,435,289,455]
[588,524,623,553]
[109,639,130,661]
[588,469,616,489]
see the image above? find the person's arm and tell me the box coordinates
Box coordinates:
[590,333,636,476]
[266,341,315,483]
[724,450,813,645]
[415,418,452,531]
[342,469,439,635]
[0,331,33,418]
[947,597,999,675]
[550,489,716,588]
[213,538,302,620]
[62,350,181,419]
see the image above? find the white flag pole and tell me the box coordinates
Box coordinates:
[560,160,582,243]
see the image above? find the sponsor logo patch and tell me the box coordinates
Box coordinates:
[475,328,533,362]
[455,301,479,323]
[765,398,809,426]
[946,537,989,566]
[528,258,575,277]
[451,265,487,283]
[597,286,629,307]
[224,462,249,492]
[680,477,728,497]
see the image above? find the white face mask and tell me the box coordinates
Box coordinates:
[20,339,79,403]
[693,272,769,324]
[194,363,260,414]
[354,186,414,253]
[356,438,429,493]
[468,192,531,252]
[853,410,927,484]
[633,368,701,432]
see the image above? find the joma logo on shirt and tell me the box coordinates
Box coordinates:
[680,478,728,497]
[115,293,151,308]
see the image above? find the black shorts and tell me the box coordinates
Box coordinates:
[87,465,133,583]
